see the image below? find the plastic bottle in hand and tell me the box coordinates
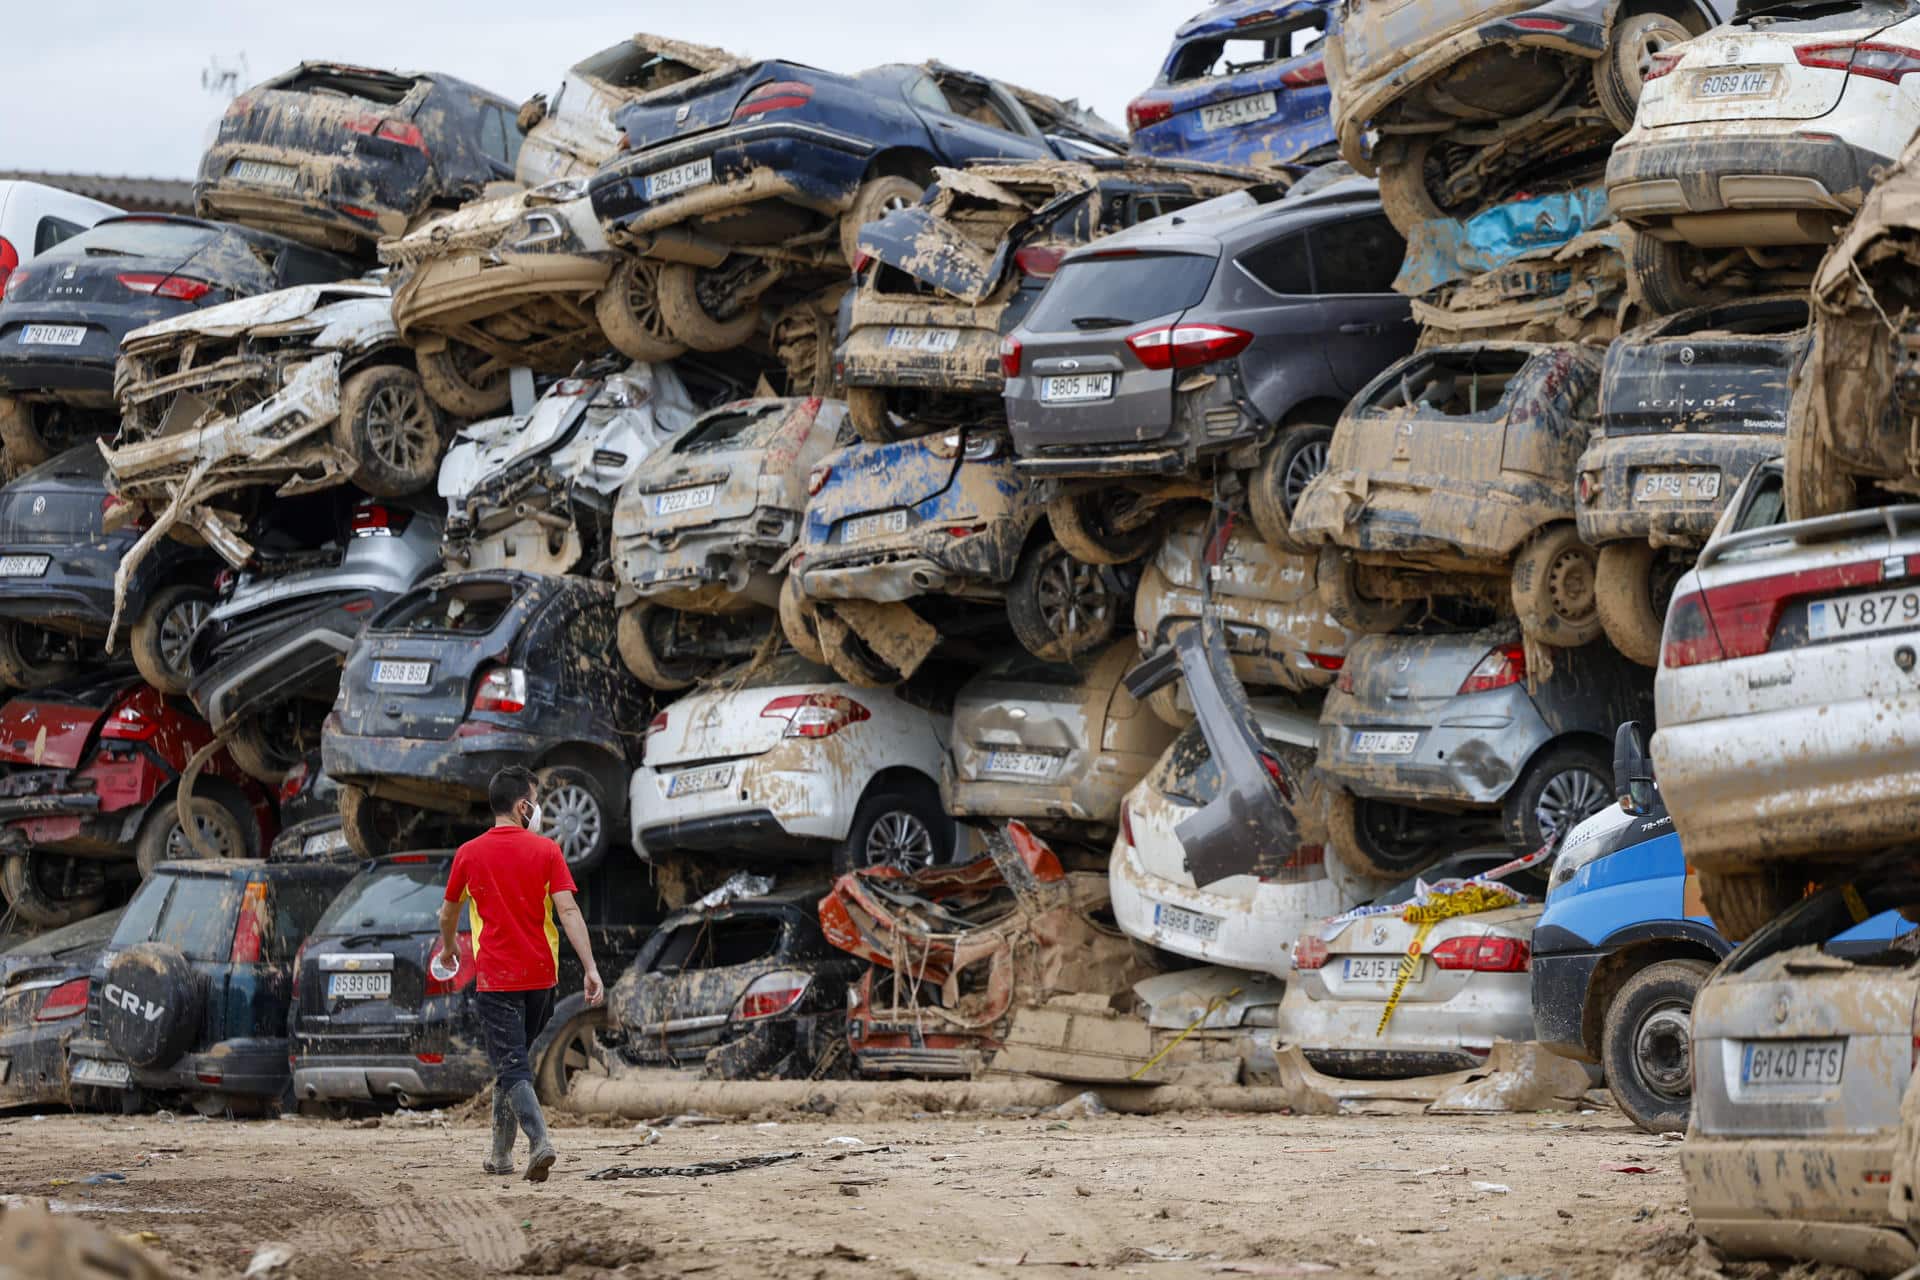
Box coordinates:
[429,945,459,983]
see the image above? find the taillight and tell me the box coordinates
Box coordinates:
[1797,41,1920,82]
[734,80,814,119]
[807,463,832,496]
[1013,246,1065,279]
[735,969,812,1020]
[0,235,16,298]
[1431,935,1531,972]
[1121,802,1137,850]
[117,273,213,302]
[1126,97,1175,133]
[1258,752,1295,801]
[1126,323,1253,371]
[1336,666,1356,694]
[351,501,410,537]
[101,700,158,742]
[425,934,475,996]
[345,115,428,152]
[927,429,1001,461]
[1661,590,1725,668]
[231,881,268,965]
[34,977,88,1022]
[279,760,309,804]
[1306,653,1344,671]
[1507,15,1570,30]
[1663,556,1893,669]
[1646,50,1684,80]
[647,711,668,737]
[1459,643,1527,695]
[999,334,1023,378]
[1279,58,1326,88]
[3,265,29,301]
[1292,936,1329,970]
[851,251,873,275]
[1576,473,1598,504]
[761,693,871,738]
[472,667,528,715]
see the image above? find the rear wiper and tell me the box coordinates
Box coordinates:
[83,248,134,258]
[1071,315,1133,330]
[342,930,410,947]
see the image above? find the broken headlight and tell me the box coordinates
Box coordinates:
[527,177,589,206]
[509,210,568,250]
[927,429,1002,462]
[595,374,654,409]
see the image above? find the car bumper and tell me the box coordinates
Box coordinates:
[0,548,136,636]
[390,250,613,335]
[1576,432,1783,547]
[1684,1138,1914,1274]
[322,724,547,810]
[943,767,1129,833]
[291,1051,491,1105]
[631,750,850,859]
[837,312,1007,396]
[1290,472,1551,568]
[198,146,415,244]
[189,598,366,730]
[591,121,873,241]
[1528,946,1603,1062]
[615,521,794,612]
[0,1016,84,1106]
[1317,684,1545,807]
[1012,448,1192,481]
[1279,976,1535,1075]
[796,528,1020,603]
[70,1035,290,1097]
[1108,836,1349,976]
[1607,131,1890,228]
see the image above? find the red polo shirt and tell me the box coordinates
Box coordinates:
[444,825,577,992]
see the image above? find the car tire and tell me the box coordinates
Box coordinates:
[779,574,827,665]
[415,342,511,418]
[534,1005,605,1106]
[846,387,897,444]
[1698,869,1801,942]
[596,258,688,363]
[1006,539,1122,663]
[0,395,50,471]
[129,584,213,696]
[1375,136,1449,237]
[1602,958,1711,1133]
[535,765,612,873]
[1785,390,1854,520]
[0,621,79,690]
[337,783,411,858]
[135,796,247,879]
[1323,785,1452,879]
[1510,523,1602,649]
[1046,489,1161,566]
[838,779,950,876]
[1594,541,1690,667]
[1145,681,1193,729]
[1317,545,1414,634]
[1596,12,1693,134]
[818,609,902,688]
[840,175,925,265]
[225,717,297,786]
[657,262,761,353]
[1628,232,1723,316]
[617,605,709,691]
[1500,742,1614,852]
[0,853,105,928]
[336,365,444,498]
[1249,423,1332,552]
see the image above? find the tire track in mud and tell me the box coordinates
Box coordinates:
[287,1191,526,1270]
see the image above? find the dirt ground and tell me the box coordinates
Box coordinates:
[0,1098,1801,1280]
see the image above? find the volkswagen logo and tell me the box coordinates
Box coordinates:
[1679,346,1696,365]
[1369,922,1389,946]
[30,496,44,516]
[1772,993,1790,1025]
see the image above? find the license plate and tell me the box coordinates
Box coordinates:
[842,509,909,543]
[373,659,431,687]
[885,327,960,354]
[1199,91,1277,132]
[1344,956,1406,983]
[1742,1038,1845,1086]
[1040,373,1113,403]
[986,749,1055,778]
[20,324,85,347]
[1154,902,1221,941]
[0,555,50,577]
[327,971,392,1000]
[1352,730,1417,755]
[1808,585,1920,641]
[668,763,734,797]
[1635,470,1721,502]
[1696,69,1776,99]
[228,159,299,188]
[655,484,715,516]
[302,828,351,858]
[70,1057,131,1088]
[646,157,713,201]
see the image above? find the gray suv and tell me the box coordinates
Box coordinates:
[1001,184,1414,563]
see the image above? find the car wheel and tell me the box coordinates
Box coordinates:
[595,258,688,363]
[135,796,247,878]
[337,783,416,858]
[1145,681,1193,729]
[839,780,950,876]
[1628,232,1725,316]
[1785,384,1854,520]
[657,261,761,352]
[224,715,304,786]
[846,387,898,444]
[1007,539,1122,663]
[1323,785,1451,879]
[815,608,902,688]
[1510,523,1601,649]
[337,365,444,497]
[1594,541,1691,667]
[1374,136,1450,237]
[129,584,213,696]
[1046,489,1162,566]
[779,574,826,665]
[839,175,925,265]
[1317,545,1414,634]
[536,765,612,872]
[535,1005,605,1106]
[0,853,105,928]
[0,395,51,471]
[1249,424,1332,552]
[1602,958,1711,1133]
[415,341,511,418]
[0,621,80,690]
[617,605,712,691]
[1596,12,1693,133]
[1698,869,1801,942]
[1501,743,1613,852]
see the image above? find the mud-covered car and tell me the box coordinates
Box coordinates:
[0,908,120,1109]
[1292,342,1605,649]
[1409,218,1638,349]
[322,571,651,867]
[197,63,519,255]
[1578,295,1805,664]
[1004,185,1412,560]
[0,215,357,465]
[943,641,1176,850]
[586,59,1123,358]
[0,445,218,696]
[1318,624,1653,874]
[599,885,857,1080]
[0,672,276,929]
[1133,509,1351,721]
[1126,0,1338,168]
[265,753,346,863]
[185,493,443,784]
[64,858,356,1115]
[838,158,1258,438]
[1328,0,1724,233]
[438,359,696,577]
[788,425,1125,679]
[613,396,848,690]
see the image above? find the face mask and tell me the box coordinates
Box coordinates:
[523,801,543,832]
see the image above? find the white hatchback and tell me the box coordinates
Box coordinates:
[0,180,119,294]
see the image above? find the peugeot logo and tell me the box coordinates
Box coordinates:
[1772,993,1790,1025]
[1679,347,1696,365]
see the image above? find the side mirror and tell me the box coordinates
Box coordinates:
[1613,720,1655,816]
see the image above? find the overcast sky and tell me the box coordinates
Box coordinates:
[10,1,1199,179]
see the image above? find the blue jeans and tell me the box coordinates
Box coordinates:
[475,988,555,1090]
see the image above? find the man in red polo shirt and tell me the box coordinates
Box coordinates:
[438,765,604,1182]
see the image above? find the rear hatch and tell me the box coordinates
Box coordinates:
[1601,296,1808,436]
[1331,345,1540,490]
[644,654,842,767]
[1314,903,1539,1009]
[0,672,137,769]
[803,436,963,543]
[0,909,120,1034]
[219,64,431,170]
[1335,629,1517,722]
[954,653,1094,788]
[295,857,464,1057]
[617,401,801,539]
[0,448,109,548]
[611,907,792,1066]
[611,59,808,152]
[336,575,533,743]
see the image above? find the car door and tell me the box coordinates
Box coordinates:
[1299,211,1416,393]
[475,100,521,184]
[903,69,1052,164]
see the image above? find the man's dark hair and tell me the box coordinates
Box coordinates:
[489,765,538,818]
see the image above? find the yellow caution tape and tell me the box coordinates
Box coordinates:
[1129,988,1242,1082]
[1375,884,1516,1036]
[1844,883,1870,924]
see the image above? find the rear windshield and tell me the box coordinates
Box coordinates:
[675,404,787,456]
[1167,16,1327,82]
[982,651,1086,686]
[314,862,465,936]
[1025,253,1217,332]
[42,219,219,264]
[380,581,517,635]
[1733,0,1918,27]
[112,875,242,963]
[275,66,421,105]
[3,909,119,957]
[1363,350,1531,416]
[1652,297,1810,339]
[647,916,784,972]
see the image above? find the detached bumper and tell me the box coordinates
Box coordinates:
[1576,432,1782,547]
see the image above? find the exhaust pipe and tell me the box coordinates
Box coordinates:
[910,569,945,591]
[626,226,730,268]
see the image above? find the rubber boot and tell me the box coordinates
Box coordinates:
[482,1086,516,1175]
[508,1080,555,1183]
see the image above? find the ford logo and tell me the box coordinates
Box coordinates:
[1059,359,1080,371]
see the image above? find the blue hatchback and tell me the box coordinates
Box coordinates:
[1126,0,1338,168]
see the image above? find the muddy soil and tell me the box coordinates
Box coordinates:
[0,1102,1841,1280]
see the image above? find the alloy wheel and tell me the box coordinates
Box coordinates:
[364,383,438,474]
[159,597,209,676]
[1283,439,1330,510]
[541,782,604,865]
[166,812,239,860]
[1036,551,1115,649]
[864,810,935,871]
[1534,768,1610,840]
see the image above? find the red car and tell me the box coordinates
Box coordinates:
[0,671,274,927]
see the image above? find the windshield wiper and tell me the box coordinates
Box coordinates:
[342,929,411,947]
[1071,315,1133,330]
